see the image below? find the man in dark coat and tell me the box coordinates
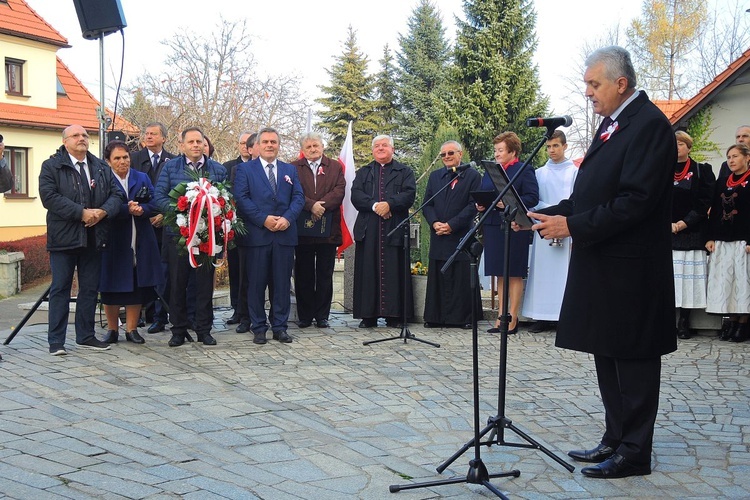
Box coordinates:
[130,122,176,333]
[351,135,416,328]
[38,124,125,355]
[530,46,677,479]
[155,127,228,347]
[291,132,346,329]
[223,131,253,327]
[234,127,304,345]
[422,140,481,328]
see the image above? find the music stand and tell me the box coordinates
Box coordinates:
[389,130,573,497]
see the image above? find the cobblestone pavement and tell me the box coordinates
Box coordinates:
[0,287,748,499]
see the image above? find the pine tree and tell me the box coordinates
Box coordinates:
[396,0,451,160]
[446,0,548,161]
[374,44,399,137]
[316,26,380,167]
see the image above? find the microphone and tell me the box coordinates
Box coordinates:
[526,115,573,128]
[450,161,476,173]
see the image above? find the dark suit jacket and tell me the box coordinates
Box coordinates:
[131,148,176,187]
[234,158,304,247]
[291,154,346,246]
[351,159,416,247]
[539,92,677,358]
[423,167,481,261]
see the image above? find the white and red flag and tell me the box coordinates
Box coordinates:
[337,121,356,257]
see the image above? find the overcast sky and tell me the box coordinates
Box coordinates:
[25,0,645,123]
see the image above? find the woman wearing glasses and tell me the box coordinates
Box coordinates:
[476,132,539,334]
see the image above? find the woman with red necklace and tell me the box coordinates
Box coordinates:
[706,143,750,342]
[477,131,539,334]
[671,131,715,339]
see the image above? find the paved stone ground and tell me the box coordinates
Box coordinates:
[0,284,748,499]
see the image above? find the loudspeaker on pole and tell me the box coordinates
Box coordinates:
[71,0,127,40]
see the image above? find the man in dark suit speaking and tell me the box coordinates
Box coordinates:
[234,127,304,345]
[528,46,677,479]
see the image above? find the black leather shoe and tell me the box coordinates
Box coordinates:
[316,319,330,328]
[138,318,146,327]
[226,314,240,325]
[275,331,293,343]
[721,321,738,341]
[568,443,616,463]
[358,319,377,328]
[253,332,267,344]
[199,333,217,346]
[297,321,312,328]
[461,323,472,330]
[423,322,440,328]
[236,322,250,333]
[168,334,185,347]
[147,321,165,334]
[580,454,651,479]
[385,319,403,328]
[125,330,145,344]
[102,329,119,344]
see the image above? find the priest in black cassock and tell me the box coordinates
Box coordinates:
[422,141,481,329]
[351,135,416,328]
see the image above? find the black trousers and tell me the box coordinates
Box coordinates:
[594,354,661,465]
[164,235,215,337]
[294,243,337,323]
[228,245,240,309]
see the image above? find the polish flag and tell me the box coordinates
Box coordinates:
[337,121,356,257]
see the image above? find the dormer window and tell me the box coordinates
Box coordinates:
[5,58,24,95]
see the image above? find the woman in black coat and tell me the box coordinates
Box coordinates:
[477,132,538,334]
[671,131,715,339]
[99,141,163,344]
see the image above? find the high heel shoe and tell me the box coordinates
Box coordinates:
[487,317,517,334]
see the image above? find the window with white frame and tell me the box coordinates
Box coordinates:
[5,58,24,95]
[3,147,28,196]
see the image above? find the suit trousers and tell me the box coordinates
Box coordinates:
[294,243,336,323]
[595,354,661,465]
[227,245,240,309]
[246,242,294,334]
[48,247,101,346]
[164,235,215,336]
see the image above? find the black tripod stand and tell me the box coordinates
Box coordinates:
[363,204,439,347]
[389,239,519,498]
[4,284,172,345]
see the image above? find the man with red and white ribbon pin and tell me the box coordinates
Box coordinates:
[525,46,676,479]
[155,127,227,347]
[234,127,304,345]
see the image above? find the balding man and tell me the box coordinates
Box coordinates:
[39,124,125,355]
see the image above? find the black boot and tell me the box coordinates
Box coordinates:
[731,322,749,342]
[676,312,691,339]
[722,321,739,341]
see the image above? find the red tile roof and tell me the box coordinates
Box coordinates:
[0,58,138,135]
[653,99,688,122]
[0,0,69,47]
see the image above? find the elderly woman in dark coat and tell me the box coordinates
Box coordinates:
[99,141,163,344]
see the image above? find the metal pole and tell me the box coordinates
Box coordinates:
[98,35,106,157]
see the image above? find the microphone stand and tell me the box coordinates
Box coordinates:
[362,170,469,348]
[389,128,572,498]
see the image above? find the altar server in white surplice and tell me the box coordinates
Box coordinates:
[522,130,578,333]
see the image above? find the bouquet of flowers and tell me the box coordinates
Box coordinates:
[164,176,246,268]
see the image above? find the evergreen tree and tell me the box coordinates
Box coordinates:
[374,44,399,136]
[316,26,380,167]
[396,0,452,160]
[446,0,548,161]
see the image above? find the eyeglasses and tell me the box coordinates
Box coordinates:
[440,150,459,158]
[64,133,89,140]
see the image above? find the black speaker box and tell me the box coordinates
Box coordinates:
[107,130,126,143]
[72,0,127,40]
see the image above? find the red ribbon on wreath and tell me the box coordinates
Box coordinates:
[186,178,220,268]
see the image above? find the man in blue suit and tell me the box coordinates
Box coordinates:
[234,127,304,344]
